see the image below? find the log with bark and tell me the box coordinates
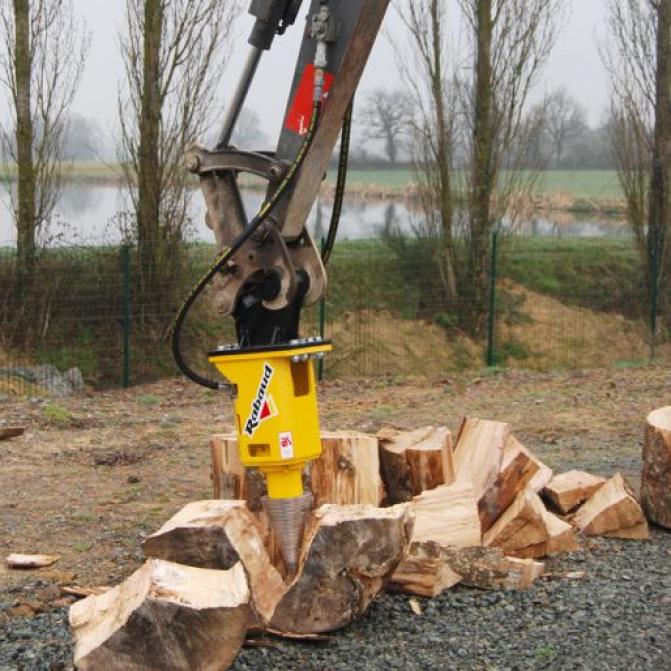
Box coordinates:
[573,473,649,539]
[641,406,671,528]
[70,559,251,671]
[211,432,383,508]
[378,426,454,504]
[144,499,413,635]
[268,503,413,634]
[142,500,284,624]
[543,470,606,514]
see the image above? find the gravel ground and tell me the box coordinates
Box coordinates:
[1,530,670,671]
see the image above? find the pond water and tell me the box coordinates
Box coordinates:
[0,181,631,247]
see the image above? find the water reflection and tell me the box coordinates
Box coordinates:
[0,181,631,247]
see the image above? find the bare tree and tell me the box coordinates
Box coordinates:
[360,88,413,164]
[231,107,269,149]
[393,0,562,331]
[118,0,240,309]
[545,87,587,168]
[0,0,88,293]
[604,0,668,338]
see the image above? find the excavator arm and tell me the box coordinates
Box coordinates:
[183,0,389,347]
[173,0,389,575]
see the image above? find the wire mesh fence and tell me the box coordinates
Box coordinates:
[0,228,665,398]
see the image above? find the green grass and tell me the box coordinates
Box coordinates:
[325,168,624,201]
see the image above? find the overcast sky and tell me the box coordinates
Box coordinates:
[64,1,611,144]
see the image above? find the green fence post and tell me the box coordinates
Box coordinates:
[122,243,132,388]
[650,237,659,362]
[318,236,326,381]
[486,230,499,367]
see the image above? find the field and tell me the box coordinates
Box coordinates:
[2,163,626,204]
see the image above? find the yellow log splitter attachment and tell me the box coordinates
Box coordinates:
[209,337,332,573]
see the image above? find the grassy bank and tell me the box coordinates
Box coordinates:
[0,234,651,389]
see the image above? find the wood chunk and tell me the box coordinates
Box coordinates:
[268,504,413,634]
[573,473,649,539]
[454,418,510,499]
[412,483,482,548]
[142,500,284,625]
[0,427,25,441]
[544,470,607,514]
[520,445,553,493]
[510,511,579,559]
[479,435,540,532]
[483,488,549,553]
[387,541,461,597]
[378,426,454,504]
[389,484,481,597]
[70,559,251,671]
[6,553,60,569]
[441,546,545,591]
[641,407,671,528]
[310,431,383,507]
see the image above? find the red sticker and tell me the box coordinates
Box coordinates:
[284,64,335,136]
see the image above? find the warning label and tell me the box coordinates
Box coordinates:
[279,432,294,460]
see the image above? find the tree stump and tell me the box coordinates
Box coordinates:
[69,559,251,671]
[641,407,671,528]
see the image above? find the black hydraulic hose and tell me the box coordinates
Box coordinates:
[171,99,322,391]
[321,98,353,266]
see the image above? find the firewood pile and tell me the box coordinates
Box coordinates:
[69,415,658,671]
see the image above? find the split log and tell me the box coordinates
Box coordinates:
[142,500,284,624]
[454,418,510,499]
[389,483,481,596]
[543,470,606,514]
[378,426,454,504]
[212,432,383,508]
[70,559,251,671]
[479,435,540,532]
[310,431,383,507]
[483,488,549,553]
[525,446,554,493]
[509,511,579,559]
[441,546,544,591]
[573,473,649,539]
[268,503,413,634]
[0,426,25,441]
[6,553,60,569]
[641,407,671,528]
[388,541,461,597]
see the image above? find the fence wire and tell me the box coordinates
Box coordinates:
[0,231,665,397]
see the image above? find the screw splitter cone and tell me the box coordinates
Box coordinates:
[263,492,312,575]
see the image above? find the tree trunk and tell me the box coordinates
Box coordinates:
[648,0,671,332]
[13,0,36,297]
[467,0,494,332]
[137,0,163,306]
